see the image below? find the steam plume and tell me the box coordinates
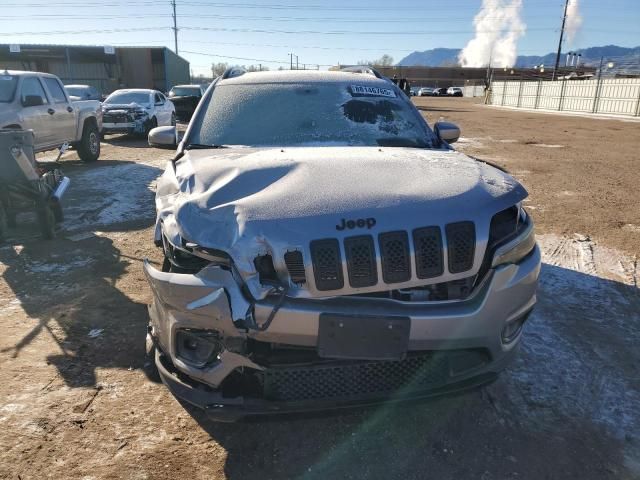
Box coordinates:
[458,0,526,68]
[565,0,583,45]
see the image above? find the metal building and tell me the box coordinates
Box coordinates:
[0,44,190,94]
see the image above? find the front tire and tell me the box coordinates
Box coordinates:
[170,112,176,127]
[78,122,100,163]
[36,202,56,240]
[0,203,7,243]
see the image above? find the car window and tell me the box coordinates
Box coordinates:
[104,91,150,105]
[191,82,436,148]
[154,93,163,105]
[43,77,68,103]
[0,75,19,102]
[21,77,49,105]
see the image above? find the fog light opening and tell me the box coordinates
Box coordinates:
[176,329,223,368]
[501,309,532,344]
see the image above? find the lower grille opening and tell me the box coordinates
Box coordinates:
[215,344,491,403]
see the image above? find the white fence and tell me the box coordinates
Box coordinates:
[489,78,640,117]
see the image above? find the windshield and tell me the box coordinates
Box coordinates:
[65,86,89,97]
[190,82,436,148]
[0,75,18,102]
[170,86,201,97]
[104,91,150,105]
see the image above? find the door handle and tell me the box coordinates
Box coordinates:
[66,106,73,113]
[47,108,55,115]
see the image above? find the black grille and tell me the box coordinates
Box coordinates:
[413,226,444,279]
[310,239,344,291]
[103,112,129,123]
[446,222,476,273]
[284,250,306,285]
[379,231,411,284]
[262,353,449,402]
[344,236,377,288]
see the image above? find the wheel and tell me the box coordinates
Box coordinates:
[51,199,64,223]
[170,112,176,126]
[77,122,100,163]
[143,117,158,137]
[36,202,56,240]
[145,327,161,383]
[0,203,7,243]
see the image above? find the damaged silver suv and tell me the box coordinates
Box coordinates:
[144,68,540,420]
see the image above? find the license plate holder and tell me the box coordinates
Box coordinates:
[317,314,410,360]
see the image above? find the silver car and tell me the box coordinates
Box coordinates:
[145,69,540,420]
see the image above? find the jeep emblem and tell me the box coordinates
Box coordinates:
[336,217,376,231]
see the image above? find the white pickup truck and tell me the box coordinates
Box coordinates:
[0,70,102,162]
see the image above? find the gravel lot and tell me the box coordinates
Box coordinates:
[0,98,638,479]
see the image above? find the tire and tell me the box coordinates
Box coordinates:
[143,117,158,137]
[77,122,100,163]
[36,202,56,240]
[51,200,64,223]
[170,112,176,127]
[0,203,7,243]
[145,328,161,383]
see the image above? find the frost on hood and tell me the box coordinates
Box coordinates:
[155,147,527,299]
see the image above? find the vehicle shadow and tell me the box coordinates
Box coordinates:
[102,134,154,149]
[181,263,639,480]
[0,233,157,387]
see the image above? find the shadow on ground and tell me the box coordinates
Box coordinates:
[180,264,639,480]
[0,232,156,387]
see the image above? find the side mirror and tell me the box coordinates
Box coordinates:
[434,121,460,144]
[148,126,177,149]
[22,95,44,107]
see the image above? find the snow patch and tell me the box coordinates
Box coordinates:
[506,234,639,440]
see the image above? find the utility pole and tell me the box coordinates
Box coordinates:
[296,56,299,70]
[552,0,569,81]
[289,53,294,70]
[171,0,179,55]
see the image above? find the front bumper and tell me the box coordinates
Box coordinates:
[145,245,540,419]
[102,122,135,132]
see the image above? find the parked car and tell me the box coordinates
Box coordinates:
[64,84,103,101]
[0,70,102,162]
[145,68,540,420]
[409,87,419,96]
[101,89,175,136]
[447,87,464,97]
[167,84,206,122]
[432,87,448,96]
[417,87,434,97]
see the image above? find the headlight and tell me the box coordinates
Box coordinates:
[491,215,536,267]
[175,329,223,368]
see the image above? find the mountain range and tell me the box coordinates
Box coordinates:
[397,45,640,68]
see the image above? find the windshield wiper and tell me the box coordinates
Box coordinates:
[185,143,227,150]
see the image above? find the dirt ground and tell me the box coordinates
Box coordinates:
[0,99,639,479]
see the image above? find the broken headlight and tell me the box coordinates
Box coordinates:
[133,108,148,119]
[175,329,223,368]
[491,207,536,267]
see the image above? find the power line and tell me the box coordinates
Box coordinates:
[3,27,168,36]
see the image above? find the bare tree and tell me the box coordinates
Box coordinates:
[357,55,394,67]
[211,62,229,77]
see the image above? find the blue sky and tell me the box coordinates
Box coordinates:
[2,0,639,75]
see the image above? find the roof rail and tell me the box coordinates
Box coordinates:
[340,65,385,79]
[221,67,247,80]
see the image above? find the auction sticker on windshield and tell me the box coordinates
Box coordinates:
[351,85,396,98]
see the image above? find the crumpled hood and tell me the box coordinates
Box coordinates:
[103,102,149,112]
[156,146,527,296]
